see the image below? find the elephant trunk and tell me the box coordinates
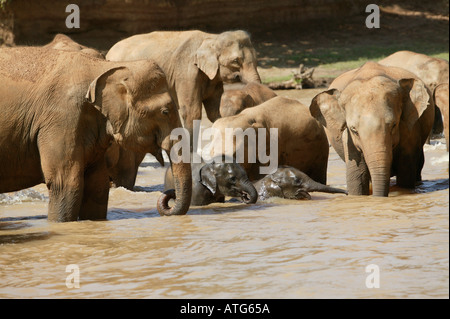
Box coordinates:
[157,161,192,216]
[242,63,261,84]
[366,150,391,197]
[239,179,258,204]
[305,179,348,195]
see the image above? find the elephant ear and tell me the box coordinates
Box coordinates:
[194,38,219,80]
[199,164,217,194]
[243,94,255,109]
[85,66,131,134]
[434,83,449,109]
[310,89,346,138]
[399,78,430,131]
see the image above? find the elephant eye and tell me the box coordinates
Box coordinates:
[391,122,397,131]
[231,58,241,66]
[350,126,359,136]
[229,176,237,183]
[161,108,169,115]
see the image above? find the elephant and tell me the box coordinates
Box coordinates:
[379,50,449,135]
[254,166,347,200]
[434,83,449,151]
[0,46,192,221]
[106,30,262,141]
[43,33,105,59]
[310,61,435,197]
[379,51,449,90]
[220,82,277,117]
[42,33,150,190]
[210,96,330,184]
[163,159,258,206]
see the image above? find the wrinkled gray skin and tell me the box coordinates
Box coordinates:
[220,82,277,117]
[0,46,192,221]
[255,166,347,200]
[164,161,258,206]
[310,62,435,197]
[106,30,261,141]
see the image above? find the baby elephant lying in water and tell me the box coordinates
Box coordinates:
[164,161,258,206]
[255,166,347,200]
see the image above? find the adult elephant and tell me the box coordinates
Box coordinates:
[379,51,449,90]
[310,62,435,197]
[210,96,330,183]
[163,160,257,206]
[0,46,191,221]
[379,50,449,135]
[434,83,449,151]
[106,30,261,140]
[43,33,105,59]
[42,33,149,190]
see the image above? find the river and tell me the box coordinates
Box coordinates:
[0,89,448,299]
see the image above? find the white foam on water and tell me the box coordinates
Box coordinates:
[0,189,48,205]
[430,153,449,165]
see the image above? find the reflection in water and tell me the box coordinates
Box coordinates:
[0,91,448,298]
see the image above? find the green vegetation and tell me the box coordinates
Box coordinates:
[289,43,449,71]
[0,0,11,9]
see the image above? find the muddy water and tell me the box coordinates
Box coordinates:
[0,89,448,299]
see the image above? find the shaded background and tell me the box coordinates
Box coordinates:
[1,0,449,81]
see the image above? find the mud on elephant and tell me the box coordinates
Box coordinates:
[310,62,435,197]
[0,46,191,221]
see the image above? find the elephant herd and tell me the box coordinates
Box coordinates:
[0,31,448,222]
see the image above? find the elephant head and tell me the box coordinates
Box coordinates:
[85,60,192,215]
[310,76,430,196]
[220,89,255,117]
[194,30,261,84]
[198,162,258,204]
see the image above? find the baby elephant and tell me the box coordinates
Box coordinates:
[255,166,347,200]
[164,161,258,206]
[220,82,277,117]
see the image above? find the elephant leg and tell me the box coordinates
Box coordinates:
[110,147,141,190]
[346,157,370,195]
[203,84,223,123]
[40,147,84,222]
[307,148,329,185]
[343,131,370,195]
[395,151,422,188]
[79,159,110,220]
